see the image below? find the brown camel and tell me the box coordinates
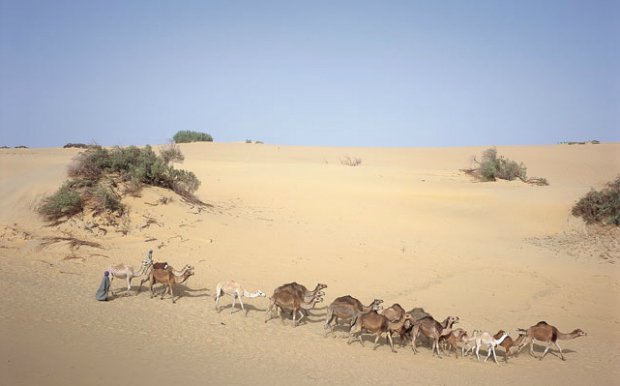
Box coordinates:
[493,330,526,362]
[264,291,323,327]
[517,321,587,361]
[411,316,460,358]
[440,328,479,358]
[381,303,406,322]
[324,296,383,337]
[348,311,414,353]
[148,266,194,303]
[274,282,327,298]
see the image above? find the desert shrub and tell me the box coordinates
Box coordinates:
[67,146,109,181]
[39,144,201,222]
[39,183,83,220]
[340,155,362,167]
[173,130,213,143]
[159,142,185,165]
[572,176,620,225]
[465,148,548,185]
[478,148,527,181]
[15,145,28,148]
[64,143,90,149]
[90,186,124,215]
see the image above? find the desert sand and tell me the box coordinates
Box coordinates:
[0,142,619,386]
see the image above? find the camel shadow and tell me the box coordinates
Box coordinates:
[274,308,326,325]
[217,303,267,316]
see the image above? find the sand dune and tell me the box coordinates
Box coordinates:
[1,143,619,386]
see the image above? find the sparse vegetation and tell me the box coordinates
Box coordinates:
[340,155,362,167]
[64,143,96,149]
[558,140,601,145]
[464,148,548,186]
[572,176,620,225]
[38,145,202,222]
[173,130,213,143]
[39,182,84,221]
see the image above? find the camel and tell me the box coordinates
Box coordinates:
[409,307,433,322]
[410,316,460,358]
[440,328,480,358]
[382,303,406,322]
[139,261,194,291]
[148,266,194,303]
[274,282,327,298]
[107,259,152,295]
[492,330,526,362]
[517,321,587,361]
[323,296,384,337]
[348,311,414,353]
[214,280,266,315]
[473,331,509,364]
[265,291,324,327]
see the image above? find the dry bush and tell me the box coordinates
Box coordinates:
[572,176,620,225]
[340,155,362,167]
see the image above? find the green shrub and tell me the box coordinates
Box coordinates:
[91,186,124,215]
[572,176,620,225]
[173,130,213,143]
[39,144,202,222]
[39,183,83,221]
[465,148,546,184]
[478,148,527,181]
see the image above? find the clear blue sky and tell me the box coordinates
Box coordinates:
[1,0,618,148]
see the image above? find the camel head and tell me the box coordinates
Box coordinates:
[256,290,266,297]
[372,302,384,312]
[445,316,460,326]
[182,264,195,271]
[314,283,328,291]
[573,329,587,337]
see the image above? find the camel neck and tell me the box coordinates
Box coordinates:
[557,330,579,340]
[243,289,260,298]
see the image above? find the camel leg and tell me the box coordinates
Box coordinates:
[264,299,274,323]
[484,345,492,362]
[237,295,246,316]
[554,341,565,361]
[126,277,131,292]
[292,308,297,328]
[540,340,553,360]
[373,332,382,350]
[475,342,481,361]
[296,309,305,326]
[324,309,334,338]
[387,332,396,353]
[491,346,499,365]
[411,326,419,354]
[231,296,237,314]
[169,283,175,303]
[529,339,538,358]
[434,337,442,359]
[214,291,221,312]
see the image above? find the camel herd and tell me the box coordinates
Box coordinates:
[105,254,587,364]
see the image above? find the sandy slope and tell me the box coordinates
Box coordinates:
[1,143,619,386]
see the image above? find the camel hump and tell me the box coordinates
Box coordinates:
[535,321,549,326]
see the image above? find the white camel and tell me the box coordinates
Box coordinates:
[107,259,152,295]
[474,331,509,364]
[215,280,266,315]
